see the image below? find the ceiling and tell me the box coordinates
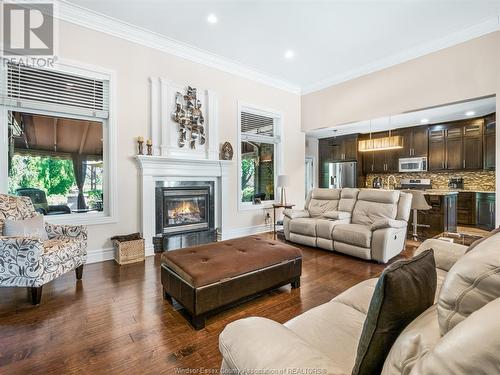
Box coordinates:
[67,0,500,93]
[306,96,496,139]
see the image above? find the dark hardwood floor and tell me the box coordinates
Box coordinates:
[0,234,418,374]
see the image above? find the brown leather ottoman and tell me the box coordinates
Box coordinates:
[161,236,302,329]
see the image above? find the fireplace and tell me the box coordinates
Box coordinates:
[155,181,216,250]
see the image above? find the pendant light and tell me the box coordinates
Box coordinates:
[358,116,404,152]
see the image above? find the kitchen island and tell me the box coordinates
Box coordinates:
[413,190,458,239]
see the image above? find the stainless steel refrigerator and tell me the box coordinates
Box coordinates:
[328,161,357,189]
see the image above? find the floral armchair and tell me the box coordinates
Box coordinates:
[0,194,87,304]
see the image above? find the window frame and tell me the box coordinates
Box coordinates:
[0,59,118,226]
[237,101,283,211]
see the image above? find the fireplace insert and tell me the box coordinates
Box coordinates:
[155,182,215,238]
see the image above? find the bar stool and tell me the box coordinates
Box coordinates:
[404,190,432,241]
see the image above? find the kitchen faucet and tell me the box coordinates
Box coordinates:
[387,175,397,190]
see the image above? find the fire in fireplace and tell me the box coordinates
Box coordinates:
[167,197,204,225]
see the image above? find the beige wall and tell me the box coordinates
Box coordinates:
[58,21,304,255]
[301,31,500,131]
[302,31,500,225]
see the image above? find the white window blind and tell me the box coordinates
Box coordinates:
[4,63,109,119]
[241,111,279,142]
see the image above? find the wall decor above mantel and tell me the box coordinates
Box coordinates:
[171,86,206,149]
[149,78,219,160]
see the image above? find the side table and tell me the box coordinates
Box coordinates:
[273,203,295,239]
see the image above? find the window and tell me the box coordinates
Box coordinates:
[238,104,282,209]
[1,62,115,224]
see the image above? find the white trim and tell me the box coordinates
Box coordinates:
[57,0,300,95]
[0,58,119,227]
[86,247,114,264]
[237,101,284,211]
[301,16,500,95]
[220,224,271,241]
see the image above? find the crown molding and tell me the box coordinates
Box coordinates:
[301,16,500,95]
[57,0,301,95]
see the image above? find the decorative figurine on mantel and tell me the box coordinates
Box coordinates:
[137,136,144,155]
[171,86,206,149]
[220,142,233,160]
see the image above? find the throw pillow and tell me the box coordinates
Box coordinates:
[3,214,48,241]
[352,249,437,375]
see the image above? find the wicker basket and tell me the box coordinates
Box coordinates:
[113,238,145,265]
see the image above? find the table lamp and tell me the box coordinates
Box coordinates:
[277,175,289,205]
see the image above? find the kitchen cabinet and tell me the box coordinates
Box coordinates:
[399,126,428,158]
[428,127,446,170]
[484,113,496,170]
[428,120,483,171]
[318,135,358,187]
[457,192,475,226]
[361,131,399,173]
[414,193,457,238]
[476,193,496,231]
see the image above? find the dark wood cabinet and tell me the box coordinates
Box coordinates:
[484,113,496,170]
[361,131,399,173]
[429,120,483,171]
[399,126,428,158]
[428,127,446,170]
[457,192,476,226]
[414,194,457,238]
[318,135,358,187]
[476,193,496,231]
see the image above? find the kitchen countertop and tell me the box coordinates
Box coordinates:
[425,189,495,194]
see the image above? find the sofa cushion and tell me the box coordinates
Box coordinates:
[351,190,399,226]
[332,224,372,248]
[338,188,359,212]
[285,278,378,374]
[410,297,500,375]
[307,188,341,217]
[3,214,48,241]
[465,226,500,253]
[289,218,318,237]
[322,210,351,220]
[437,230,500,335]
[352,249,437,375]
[316,219,346,239]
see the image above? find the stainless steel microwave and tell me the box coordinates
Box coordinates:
[399,157,427,172]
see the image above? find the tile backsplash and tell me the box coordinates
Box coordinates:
[365,171,496,191]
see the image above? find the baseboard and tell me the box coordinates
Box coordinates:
[221,224,272,240]
[86,247,115,264]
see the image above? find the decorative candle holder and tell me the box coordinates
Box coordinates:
[137,136,144,155]
[146,139,153,156]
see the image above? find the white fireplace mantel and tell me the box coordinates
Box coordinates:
[136,155,232,255]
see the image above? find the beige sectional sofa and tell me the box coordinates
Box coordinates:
[219,232,500,374]
[283,188,412,263]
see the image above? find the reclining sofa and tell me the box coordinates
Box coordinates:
[283,188,412,263]
[219,230,500,374]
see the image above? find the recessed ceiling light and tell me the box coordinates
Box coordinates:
[465,111,475,116]
[420,118,429,123]
[207,13,218,24]
[284,50,295,59]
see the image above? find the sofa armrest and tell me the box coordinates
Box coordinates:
[371,219,407,231]
[45,223,88,242]
[283,209,310,219]
[219,317,340,374]
[323,210,352,220]
[414,239,467,272]
[0,236,44,286]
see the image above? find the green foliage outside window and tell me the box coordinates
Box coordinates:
[9,155,75,196]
